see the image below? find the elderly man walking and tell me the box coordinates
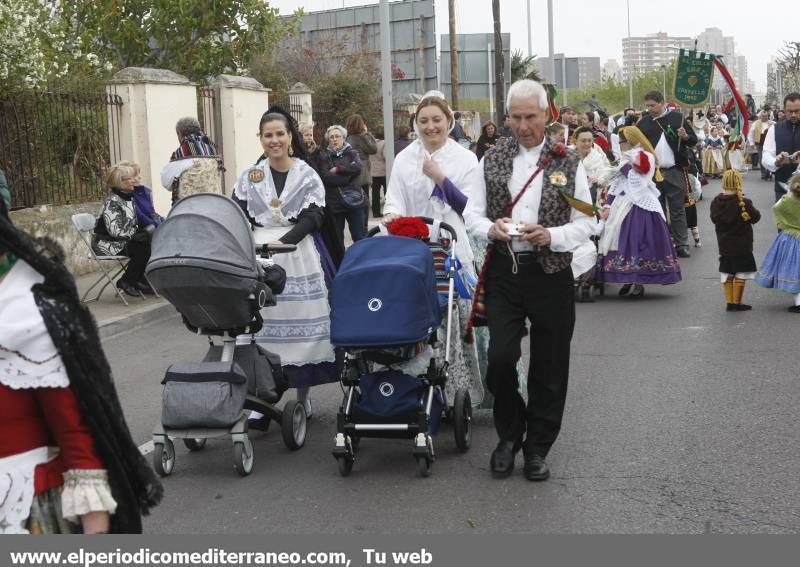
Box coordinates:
[466,80,595,481]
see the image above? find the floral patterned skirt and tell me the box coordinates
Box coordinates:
[26,487,82,534]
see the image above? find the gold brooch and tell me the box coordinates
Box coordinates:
[248,169,265,183]
[549,171,567,187]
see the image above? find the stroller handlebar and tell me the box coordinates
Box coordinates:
[368,216,457,242]
[256,242,297,257]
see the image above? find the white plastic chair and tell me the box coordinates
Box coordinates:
[71,212,133,306]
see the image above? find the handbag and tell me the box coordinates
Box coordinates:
[338,186,366,209]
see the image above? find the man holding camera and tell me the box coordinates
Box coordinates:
[762,93,800,202]
[466,80,595,481]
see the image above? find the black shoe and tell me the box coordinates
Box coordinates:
[676,248,691,258]
[136,280,155,295]
[522,453,550,481]
[490,441,518,478]
[788,306,800,313]
[116,280,142,297]
[618,283,632,297]
[726,303,753,312]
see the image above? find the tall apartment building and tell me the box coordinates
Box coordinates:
[696,27,752,93]
[603,59,624,83]
[622,32,694,80]
[536,54,601,89]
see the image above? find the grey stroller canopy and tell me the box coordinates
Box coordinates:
[146,193,273,335]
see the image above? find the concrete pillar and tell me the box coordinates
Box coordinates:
[289,82,314,129]
[213,75,271,194]
[107,67,197,215]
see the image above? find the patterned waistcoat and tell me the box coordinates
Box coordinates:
[483,136,581,274]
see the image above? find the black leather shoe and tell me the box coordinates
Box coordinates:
[522,453,550,481]
[116,280,142,297]
[136,280,155,295]
[247,415,271,431]
[490,441,518,478]
[676,248,691,258]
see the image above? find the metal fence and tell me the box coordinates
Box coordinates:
[313,99,411,142]
[0,83,122,210]
[271,97,304,126]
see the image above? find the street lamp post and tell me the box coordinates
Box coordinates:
[626,0,633,108]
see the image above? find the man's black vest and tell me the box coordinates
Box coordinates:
[774,120,800,182]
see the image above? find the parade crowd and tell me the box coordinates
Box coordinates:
[2,80,800,533]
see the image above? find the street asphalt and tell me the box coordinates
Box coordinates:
[102,171,799,534]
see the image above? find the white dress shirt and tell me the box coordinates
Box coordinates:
[465,140,595,253]
[761,125,778,172]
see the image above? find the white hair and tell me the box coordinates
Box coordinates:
[505,79,549,112]
[325,124,348,141]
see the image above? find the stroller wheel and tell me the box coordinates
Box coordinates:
[453,390,472,453]
[233,437,254,476]
[282,400,307,450]
[183,438,207,451]
[336,455,354,476]
[416,456,432,477]
[153,438,175,477]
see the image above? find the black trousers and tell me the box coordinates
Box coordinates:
[484,252,575,458]
[371,176,386,217]
[121,233,151,284]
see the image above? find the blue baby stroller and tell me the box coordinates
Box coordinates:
[329,218,472,477]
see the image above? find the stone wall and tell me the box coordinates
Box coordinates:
[10,202,104,276]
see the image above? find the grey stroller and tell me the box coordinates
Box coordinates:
[145,193,307,477]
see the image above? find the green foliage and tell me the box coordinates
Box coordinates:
[511,50,541,83]
[54,0,301,83]
[310,73,382,129]
[558,62,679,115]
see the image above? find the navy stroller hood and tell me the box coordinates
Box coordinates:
[330,236,442,348]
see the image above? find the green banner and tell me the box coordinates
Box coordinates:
[672,49,715,106]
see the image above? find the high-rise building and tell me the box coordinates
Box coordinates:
[696,27,751,93]
[622,32,694,80]
[536,54,601,89]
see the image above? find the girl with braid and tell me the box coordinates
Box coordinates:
[710,170,761,311]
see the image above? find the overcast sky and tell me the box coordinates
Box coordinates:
[268,0,794,91]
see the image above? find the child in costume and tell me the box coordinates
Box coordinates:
[710,170,761,312]
[756,171,800,313]
[703,127,725,178]
[598,126,682,297]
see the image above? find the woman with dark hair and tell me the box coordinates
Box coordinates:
[476,121,500,161]
[233,106,342,423]
[0,195,162,533]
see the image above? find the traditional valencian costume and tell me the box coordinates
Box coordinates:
[598,127,682,290]
[756,172,800,312]
[383,98,484,406]
[233,157,340,389]
[703,132,725,177]
[0,200,161,533]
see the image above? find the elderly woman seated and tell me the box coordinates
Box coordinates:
[92,163,154,297]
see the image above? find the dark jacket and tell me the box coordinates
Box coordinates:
[346,132,377,186]
[710,193,761,256]
[312,145,363,215]
[637,110,698,167]
[773,120,800,182]
[394,137,411,156]
[476,133,501,161]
